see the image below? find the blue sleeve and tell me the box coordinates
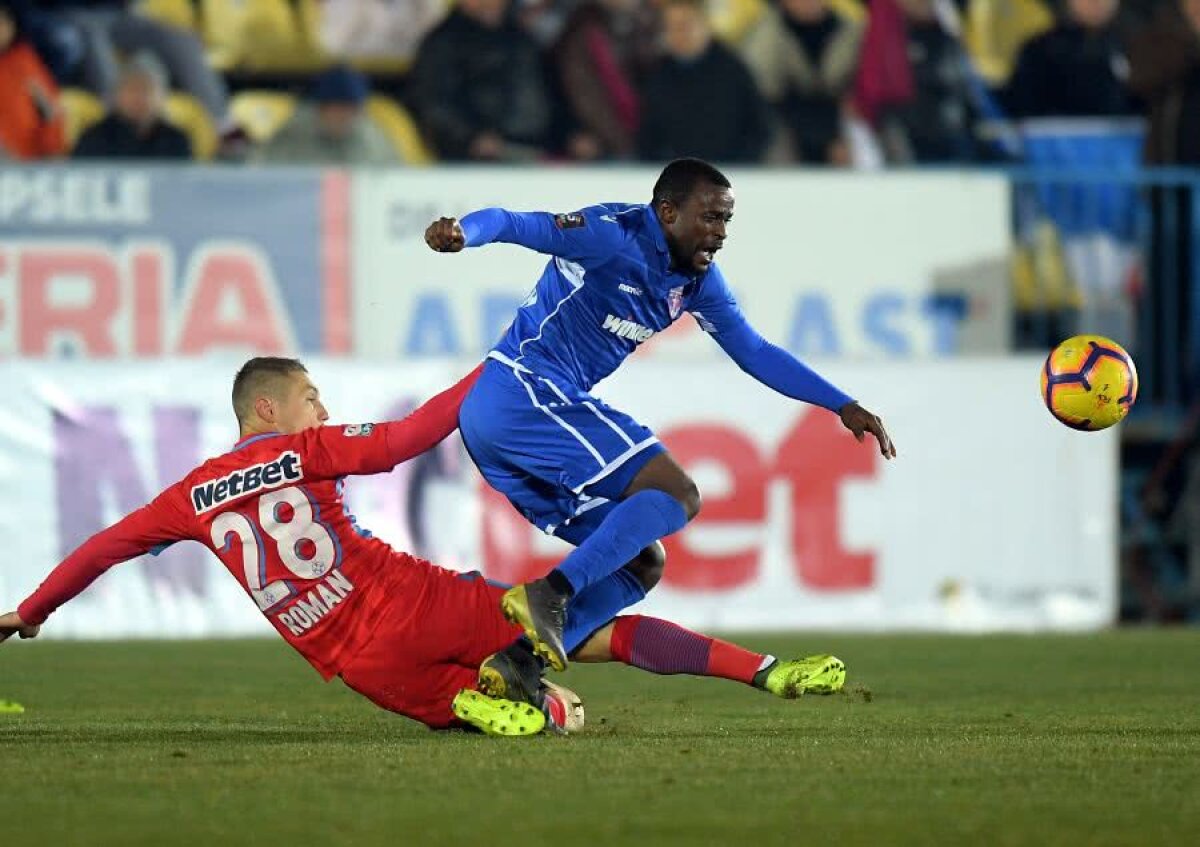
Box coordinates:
[689,265,855,412]
[460,207,626,264]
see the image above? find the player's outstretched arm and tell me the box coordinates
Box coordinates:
[302,363,485,479]
[12,488,194,631]
[424,207,624,263]
[691,267,896,459]
[0,611,40,644]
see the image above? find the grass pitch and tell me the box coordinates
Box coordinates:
[3,631,1198,846]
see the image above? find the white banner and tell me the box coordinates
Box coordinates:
[352,169,1012,360]
[0,356,1115,638]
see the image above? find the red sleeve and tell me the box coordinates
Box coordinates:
[300,364,484,479]
[18,484,195,626]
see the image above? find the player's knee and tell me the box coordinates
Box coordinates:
[625,541,666,591]
[677,479,702,521]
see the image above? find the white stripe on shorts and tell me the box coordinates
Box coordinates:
[514,371,605,467]
[570,436,660,494]
[539,377,636,448]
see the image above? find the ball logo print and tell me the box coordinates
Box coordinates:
[1041,335,1138,431]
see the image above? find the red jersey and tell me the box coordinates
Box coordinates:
[18,366,482,680]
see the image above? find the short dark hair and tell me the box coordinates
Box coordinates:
[232,357,307,424]
[651,158,731,208]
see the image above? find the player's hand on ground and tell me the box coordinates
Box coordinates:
[0,611,40,644]
[424,217,466,253]
[839,402,896,459]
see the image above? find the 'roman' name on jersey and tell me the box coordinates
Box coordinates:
[275,570,355,636]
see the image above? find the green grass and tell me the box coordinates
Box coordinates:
[3,632,1199,846]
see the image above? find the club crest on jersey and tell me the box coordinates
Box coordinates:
[554,212,585,229]
[191,451,303,514]
[668,286,685,319]
[342,423,374,437]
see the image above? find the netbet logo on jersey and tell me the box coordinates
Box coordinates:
[191,451,303,514]
[602,314,655,344]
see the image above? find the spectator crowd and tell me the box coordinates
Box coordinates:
[0,0,1197,167]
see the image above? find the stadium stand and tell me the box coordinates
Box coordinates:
[365,94,434,164]
[58,87,106,147]
[230,89,298,143]
[164,91,217,159]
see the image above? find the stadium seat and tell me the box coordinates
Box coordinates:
[201,0,323,72]
[59,88,106,146]
[964,0,1054,85]
[164,92,217,159]
[134,0,198,32]
[708,0,766,46]
[296,0,412,75]
[827,0,867,23]
[230,90,297,143]
[365,96,434,164]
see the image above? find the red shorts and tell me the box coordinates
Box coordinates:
[339,569,522,728]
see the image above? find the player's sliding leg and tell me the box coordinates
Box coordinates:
[450,689,546,737]
[475,639,584,734]
[487,542,663,694]
[574,615,847,697]
[503,455,695,671]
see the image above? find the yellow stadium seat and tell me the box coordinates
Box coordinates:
[365,96,434,164]
[59,88,106,146]
[827,0,867,23]
[295,0,337,64]
[965,0,1054,85]
[164,92,216,159]
[708,0,766,46]
[134,0,198,31]
[296,0,412,75]
[201,0,323,72]
[230,90,297,143]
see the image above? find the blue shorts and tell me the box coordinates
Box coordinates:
[459,358,665,538]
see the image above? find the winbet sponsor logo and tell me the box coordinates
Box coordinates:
[602,314,655,343]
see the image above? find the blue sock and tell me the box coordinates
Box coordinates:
[553,489,687,594]
[563,567,647,654]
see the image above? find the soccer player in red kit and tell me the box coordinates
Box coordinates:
[1,357,846,736]
[0,358,558,735]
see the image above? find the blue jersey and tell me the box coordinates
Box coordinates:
[460,202,854,412]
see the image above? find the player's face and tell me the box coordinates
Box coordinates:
[275,373,329,433]
[661,183,735,274]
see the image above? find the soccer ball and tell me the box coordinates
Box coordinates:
[1041,335,1138,431]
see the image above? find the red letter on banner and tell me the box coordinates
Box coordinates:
[774,411,876,589]
[129,245,165,356]
[19,247,120,355]
[659,424,765,591]
[176,247,291,354]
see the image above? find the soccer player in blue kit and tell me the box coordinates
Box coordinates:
[425,158,896,691]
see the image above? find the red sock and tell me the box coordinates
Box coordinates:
[609,615,773,685]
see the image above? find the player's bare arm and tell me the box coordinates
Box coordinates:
[839,401,897,459]
[424,216,465,252]
[0,611,39,643]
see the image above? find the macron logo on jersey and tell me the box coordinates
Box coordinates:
[191,451,304,514]
[602,314,656,344]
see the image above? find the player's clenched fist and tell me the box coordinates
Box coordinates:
[0,611,40,644]
[424,217,466,253]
